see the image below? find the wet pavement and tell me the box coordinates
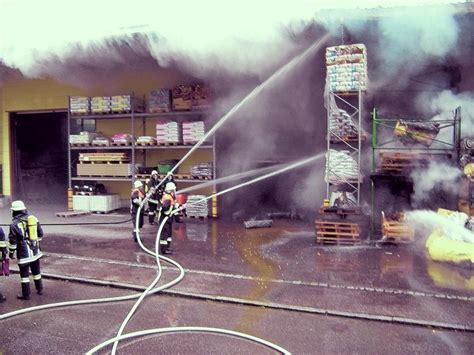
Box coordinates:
[0,204,473,353]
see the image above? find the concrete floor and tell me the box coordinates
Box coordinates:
[0,204,473,354]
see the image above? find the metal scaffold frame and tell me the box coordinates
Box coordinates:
[326,90,363,206]
[370,107,462,237]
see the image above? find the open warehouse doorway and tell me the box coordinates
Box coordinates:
[10,110,68,206]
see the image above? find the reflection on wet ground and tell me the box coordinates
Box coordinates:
[38,215,473,297]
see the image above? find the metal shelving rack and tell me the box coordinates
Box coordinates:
[67,95,217,214]
[370,107,462,237]
[325,90,363,205]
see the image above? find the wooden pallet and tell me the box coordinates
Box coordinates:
[315,220,360,245]
[186,215,208,220]
[71,143,91,147]
[381,212,414,243]
[74,192,94,196]
[136,141,157,146]
[111,142,132,146]
[56,211,91,218]
[156,142,180,146]
[78,160,130,164]
[379,152,430,172]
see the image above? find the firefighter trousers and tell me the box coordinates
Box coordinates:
[19,259,43,297]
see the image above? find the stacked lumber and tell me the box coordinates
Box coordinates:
[79,152,129,162]
[326,43,367,92]
[315,220,361,245]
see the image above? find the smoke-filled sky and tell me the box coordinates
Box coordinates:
[0,0,466,74]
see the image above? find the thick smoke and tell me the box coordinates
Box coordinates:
[410,161,461,207]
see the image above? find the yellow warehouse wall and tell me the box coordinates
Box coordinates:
[1,68,210,202]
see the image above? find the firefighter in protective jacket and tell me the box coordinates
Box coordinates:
[158,182,182,255]
[131,180,145,243]
[0,227,7,302]
[8,200,44,300]
[146,170,161,225]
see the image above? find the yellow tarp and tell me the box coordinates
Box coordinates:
[426,230,474,265]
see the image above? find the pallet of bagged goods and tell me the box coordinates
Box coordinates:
[192,84,211,110]
[156,121,182,144]
[186,195,209,218]
[111,95,145,113]
[182,121,205,144]
[111,133,133,146]
[149,89,172,112]
[69,131,97,145]
[70,96,90,115]
[190,162,213,179]
[90,96,111,114]
[326,43,367,92]
[172,84,193,111]
[325,149,361,184]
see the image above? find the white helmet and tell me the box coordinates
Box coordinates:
[11,200,26,211]
[151,170,158,176]
[134,180,143,188]
[165,182,176,193]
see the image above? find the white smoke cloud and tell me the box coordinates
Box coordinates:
[405,209,474,244]
[410,161,461,205]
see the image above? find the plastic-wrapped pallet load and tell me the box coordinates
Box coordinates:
[70,96,90,115]
[326,44,367,92]
[91,96,111,114]
[190,162,213,178]
[182,121,205,144]
[327,93,358,138]
[186,195,209,217]
[69,131,97,145]
[156,121,181,144]
[91,135,111,146]
[136,136,156,145]
[149,89,171,112]
[172,85,193,111]
[192,84,212,110]
[111,95,144,113]
[325,149,360,184]
[111,134,133,145]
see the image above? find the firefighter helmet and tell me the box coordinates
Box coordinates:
[165,182,176,193]
[11,200,27,211]
[151,170,158,176]
[134,180,143,189]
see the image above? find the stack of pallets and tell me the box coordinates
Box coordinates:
[315,220,360,245]
[381,212,414,244]
[379,152,430,173]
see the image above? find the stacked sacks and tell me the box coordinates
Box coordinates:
[156,121,181,144]
[111,95,144,113]
[326,44,367,92]
[149,89,171,113]
[190,162,213,179]
[325,149,360,184]
[185,195,208,218]
[182,121,205,144]
[69,96,90,115]
[91,96,111,114]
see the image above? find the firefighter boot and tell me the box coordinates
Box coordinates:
[17,283,31,300]
[34,278,43,295]
[132,231,138,243]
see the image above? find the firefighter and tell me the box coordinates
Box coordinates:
[147,170,161,225]
[158,181,182,255]
[131,180,145,243]
[8,200,44,300]
[0,227,7,302]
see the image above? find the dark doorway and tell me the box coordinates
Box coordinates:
[10,111,68,205]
